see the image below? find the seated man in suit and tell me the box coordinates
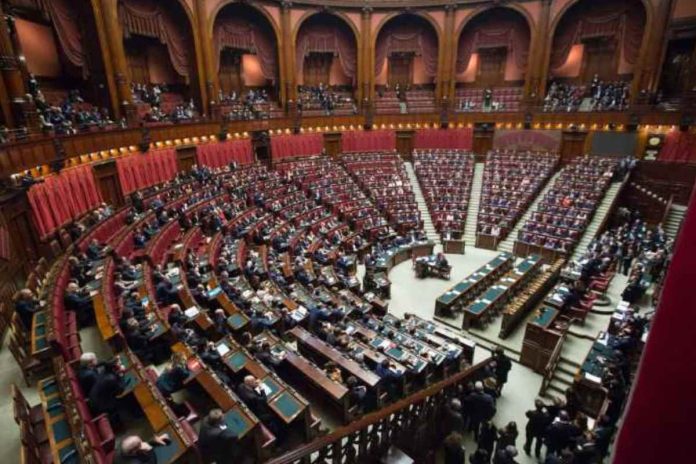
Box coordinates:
[86,239,106,261]
[198,409,239,464]
[89,360,126,417]
[64,282,94,327]
[13,288,39,330]
[237,375,280,435]
[118,433,171,464]
[155,275,179,306]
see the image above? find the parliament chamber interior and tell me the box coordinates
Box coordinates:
[0,0,694,463]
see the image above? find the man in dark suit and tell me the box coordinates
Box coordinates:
[493,347,513,395]
[467,381,496,440]
[77,352,101,396]
[524,399,549,458]
[14,288,39,330]
[198,409,239,464]
[89,360,125,416]
[545,411,581,457]
[64,282,93,326]
[118,433,170,464]
[155,277,179,306]
[237,375,281,437]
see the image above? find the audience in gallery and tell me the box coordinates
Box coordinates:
[219,88,273,121]
[543,75,630,112]
[131,82,198,123]
[25,74,117,135]
[297,83,357,115]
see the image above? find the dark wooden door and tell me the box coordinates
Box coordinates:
[477,47,507,86]
[219,50,243,95]
[303,53,332,87]
[581,38,617,82]
[388,53,413,87]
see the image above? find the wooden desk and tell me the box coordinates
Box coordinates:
[38,377,80,464]
[443,239,466,254]
[289,326,381,389]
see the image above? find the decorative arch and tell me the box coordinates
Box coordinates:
[293,12,359,85]
[547,0,650,75]
[373,13,441,79]
[454,7,532,80]
[210,2,280,83]
[118,0,198,82]
[208,0,282,49]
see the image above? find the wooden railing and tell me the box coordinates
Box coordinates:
[661,194,674,225]
[538,321,572,397]
[266,359,493,464]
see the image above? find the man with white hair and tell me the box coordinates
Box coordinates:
[118,433,170,463]
[64,281,94,326]
[77,352,100,395]
[467,380,496,440]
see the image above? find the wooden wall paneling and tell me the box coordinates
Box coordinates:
[472,124,494,157]
[322,132,342,157]
[560,130,588,164]
[396,130,415,160]
[632,160,696,205]
[92,159,124,207]
[0,188,39,265]
[176,145,198,172]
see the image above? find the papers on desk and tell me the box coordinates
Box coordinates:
[379,339,391,350]
[89,290,99,297]
[584,372,602,383]
[167,267,180,277]
[173,243,184,251]
[480,298,492,305]
[291,306,307,322]
[184,306,200,318]
[258,383,273,397]
[216,343,231,357]
[95,272,103,280]
[39,300,46,307]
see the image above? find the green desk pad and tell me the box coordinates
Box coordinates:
[34,325,46,336]
[35,311,47,324]
[261,376,282,399]
[386,347,406,360]
[270,391,302,420]
[41,380,59,396]
[117,352,132,369]
[225,351,249,372]
[467,301,488,315]
[58,444,80,464]
[153,436,182,463]
[35,336,48,350]
[121,370,140,391]
[227,313,248,330]
[52,419,71,442]
[46,397,65,418]
[224,407,254,437]
[532,307,558,327]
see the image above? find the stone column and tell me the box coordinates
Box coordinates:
[100,0,137,125]
[0,5,38,129]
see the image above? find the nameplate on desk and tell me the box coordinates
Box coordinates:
[216,343,231,357]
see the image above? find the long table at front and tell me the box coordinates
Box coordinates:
[435,253,514,318]
[372,240,436,273]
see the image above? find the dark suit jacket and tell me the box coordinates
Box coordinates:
[198,421,239,463]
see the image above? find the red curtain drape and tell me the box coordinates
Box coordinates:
[658,131,696,163]
[119,0,191,80]
[613,179,696,464]
[196,140,254,168]
[37,0,87,76]
[213,17,278,81]
[550,0,645,70]
[456,15,530,74]
[413,128,474,150]
[296,22,357,84]
[341,130,396,152]
[270,134,323,161]
[28,165,102,238]
[116,149,178,195]
[375,19,438,78]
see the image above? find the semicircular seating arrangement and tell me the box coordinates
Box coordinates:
[14,157,499,464]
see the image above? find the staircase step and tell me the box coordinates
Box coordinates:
[405,161,441,244]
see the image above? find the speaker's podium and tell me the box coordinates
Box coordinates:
[443,239,465,254]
